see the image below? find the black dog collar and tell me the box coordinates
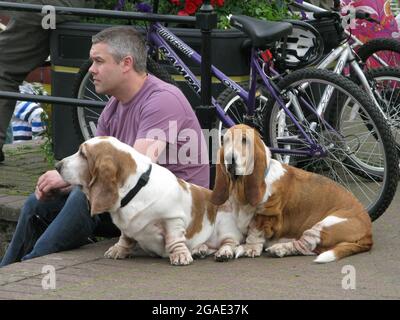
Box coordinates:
[120,164,152,208]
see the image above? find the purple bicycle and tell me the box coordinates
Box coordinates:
[72,2,398,221]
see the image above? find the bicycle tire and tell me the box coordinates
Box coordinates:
[215,84,268,145]
[263,68,398,221]
[71,57,178,141]
[353,66,400,154]
[356,37,400,70]
[329,67,400,181]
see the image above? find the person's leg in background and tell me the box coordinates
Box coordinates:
[0,0,88,162]
[0,14,50,162]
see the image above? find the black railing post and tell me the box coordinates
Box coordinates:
[195,1,218,188]
[195,0,217,130]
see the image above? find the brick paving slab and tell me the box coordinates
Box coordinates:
[0,275,28,286]
[0,202,25,218]
[0,196,27,204]
[0,281,49,295]
[0,289,40,300]
[0,140,52,198]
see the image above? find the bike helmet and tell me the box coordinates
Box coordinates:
[275,19,325,70]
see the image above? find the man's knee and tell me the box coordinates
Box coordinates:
[20,193,41,220]
[65,187,91,220]
[68,187,88,204]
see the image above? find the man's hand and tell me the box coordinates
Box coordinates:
[35,170,70,201]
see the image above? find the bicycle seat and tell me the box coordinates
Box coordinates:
[230,15,293,47]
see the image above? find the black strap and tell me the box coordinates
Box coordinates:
[120,164,152,208]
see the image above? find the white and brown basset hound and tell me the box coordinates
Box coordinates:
[56,136,243,265]
[211,124,373,263]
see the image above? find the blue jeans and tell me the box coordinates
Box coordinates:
[0,187,119,267]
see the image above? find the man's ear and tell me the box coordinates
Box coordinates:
[88,156,119,215]
[121,55,134,73]
[210,148,231,205]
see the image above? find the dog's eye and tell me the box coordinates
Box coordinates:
[79,150,86,159]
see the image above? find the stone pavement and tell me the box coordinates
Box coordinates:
[0,140,400,300]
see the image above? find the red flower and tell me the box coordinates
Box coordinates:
[178,9,189,15]
[184,0,201,15]
[171,0,225,15]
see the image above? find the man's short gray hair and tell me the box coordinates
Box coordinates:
[92,26,147,73]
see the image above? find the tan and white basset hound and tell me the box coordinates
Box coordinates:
[211,124,373,263]
[56,136,243,265]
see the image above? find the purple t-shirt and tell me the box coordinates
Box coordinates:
[96,74,210,188]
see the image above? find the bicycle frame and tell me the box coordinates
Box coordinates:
[317,42,385,114]
[304,27,388,120]
[289,1,389,124]
[147,21,337,157]
[148,22,242,128]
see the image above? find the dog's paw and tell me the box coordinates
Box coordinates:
[192,244,209,259]
[265,242,293,258]
[235,244,263,258]
[170,250,193,266]
[104,244,133,260]
[215,245,234,262]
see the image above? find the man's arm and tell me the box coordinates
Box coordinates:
[134,138,167,163]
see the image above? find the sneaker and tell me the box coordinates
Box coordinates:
[0,148,4,162]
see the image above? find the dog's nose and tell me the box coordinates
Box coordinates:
[55,161,63,173]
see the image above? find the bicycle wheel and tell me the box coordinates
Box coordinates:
[356,38,400,70]
[72,57,178,141]
[353,66,400,155]
[328,67,400,181]
[263,68,398,221]
[215,84,269,145]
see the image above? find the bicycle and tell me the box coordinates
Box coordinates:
[72,2,398,221]
[218,1,400,189]
[298,1,400,157]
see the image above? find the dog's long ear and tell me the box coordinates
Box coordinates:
[244,132,267,206]
[88,155,119,215]
[211,148,230,205]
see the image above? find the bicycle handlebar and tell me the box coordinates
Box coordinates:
[313,11,339,19]
[313,9,380,24]
[355,11,380,24]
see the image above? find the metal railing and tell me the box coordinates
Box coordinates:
[0,90,106,108]
[0,1,196,24]
[0,1,215,109]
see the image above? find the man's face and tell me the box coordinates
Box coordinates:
[89,42,123,95]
